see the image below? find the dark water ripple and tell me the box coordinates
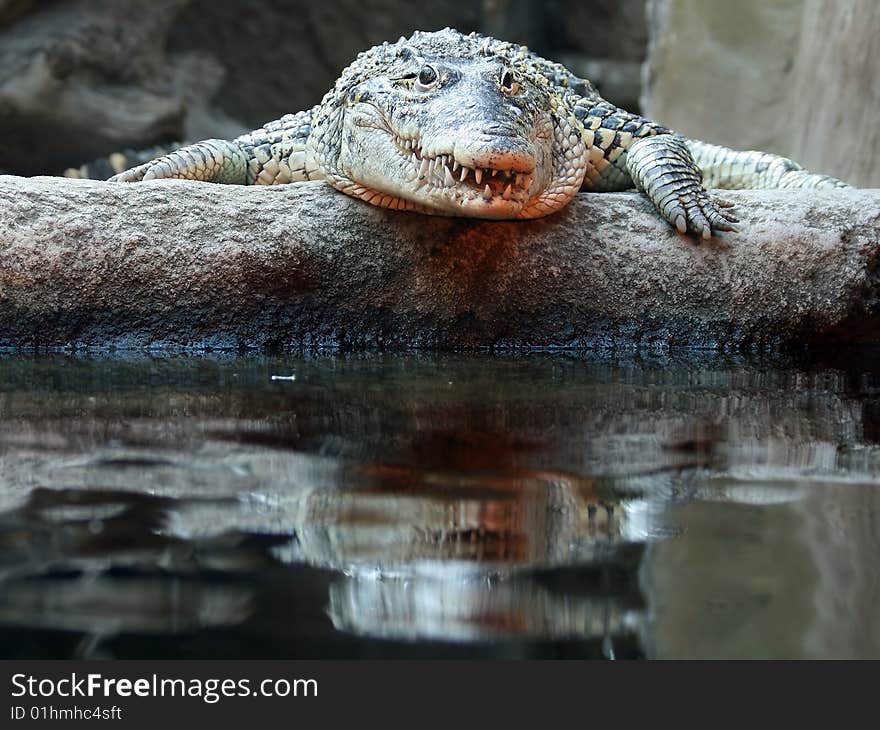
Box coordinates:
[1,351,879,659]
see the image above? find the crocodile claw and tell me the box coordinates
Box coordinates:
[108,161,155,183]
[669,190,740,239]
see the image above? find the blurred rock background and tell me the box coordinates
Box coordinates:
[643,0,879,188]
[0,0,875,185]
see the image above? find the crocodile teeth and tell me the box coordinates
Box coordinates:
[474,168,483,185]
[482,184,492,201]
[452,160,460,172]
[503,184,513,200]
[460,167,468,182]
[491,169,499,177]
[516,174,524,187]
[444,166,455,187]
[419,158,430,178]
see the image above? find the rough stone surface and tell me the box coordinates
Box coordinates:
[643,0,880,188]
[0,175,878,350]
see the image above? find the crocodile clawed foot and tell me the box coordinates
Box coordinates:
[669,190,740,240]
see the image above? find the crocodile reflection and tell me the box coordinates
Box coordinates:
[287,466,629,570]
[261,462,657,646]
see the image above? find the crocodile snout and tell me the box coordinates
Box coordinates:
[453,134,536,174]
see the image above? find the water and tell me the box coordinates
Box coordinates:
[1,351,879,659]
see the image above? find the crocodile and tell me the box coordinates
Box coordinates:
[108,27,849,238]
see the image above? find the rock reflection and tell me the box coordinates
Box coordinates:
[0,574,253,636]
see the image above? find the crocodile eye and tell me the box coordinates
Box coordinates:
[500,68,517,92]
[417,64,439,89]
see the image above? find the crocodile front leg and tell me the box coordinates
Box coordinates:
[574,100,665,192]
[110,108,320,185]
[573,100,737,238]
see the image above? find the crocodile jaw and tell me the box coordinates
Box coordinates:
[324,118,586,219]
[331,108,553,219]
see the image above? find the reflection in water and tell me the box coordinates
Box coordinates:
[0,574,252,636]
[0,351,879,658]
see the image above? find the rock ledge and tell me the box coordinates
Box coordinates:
[0,175,878,350]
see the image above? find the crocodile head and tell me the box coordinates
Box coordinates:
[309,28,588,220]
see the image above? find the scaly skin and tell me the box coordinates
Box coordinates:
[108,28,849,237]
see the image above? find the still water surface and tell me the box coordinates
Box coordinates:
[1,351,879,659]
